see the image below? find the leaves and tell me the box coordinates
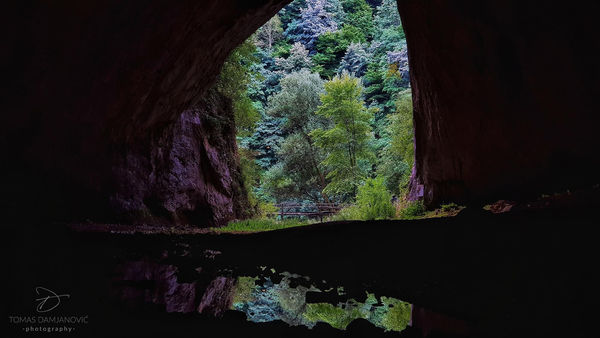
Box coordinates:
[219,0,414,214]
[263,70,330,202]
[378,89,413,194]
[355,177,396,220]
[284,0,338,52]
[217,39,260,136]
[311,73,375,199]
[275,42,313,74]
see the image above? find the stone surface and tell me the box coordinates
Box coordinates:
[114,260,198,313]
[198,276,235,317]
[398,0,600,206]
[110,90,249,226]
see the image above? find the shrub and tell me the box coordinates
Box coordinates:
[258,201,278,218]
[398,200,425,219]
[331,205,362,221]
[355,177,396,220]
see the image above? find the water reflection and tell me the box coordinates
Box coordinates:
[230,271,412,332]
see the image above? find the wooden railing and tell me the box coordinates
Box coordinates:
[274,203,344,222]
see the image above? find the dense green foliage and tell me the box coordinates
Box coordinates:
[219,0,419,220]
[354,177,396,220]
[217,40,263,215]
[398,200,426,218]
[341,0,374,40]
[312,25,366,78]
[216,40,260,136]
[378,89,414,194]
[311,73,374,198]
[263,70,330,202]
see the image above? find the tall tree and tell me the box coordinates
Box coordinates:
[265,70,331,202]
[284,0,338,53]
[378,89,414,195]
[374,0,402,35]
[256,15,284,51]
[311,72,375,200]
[342,0,375,41]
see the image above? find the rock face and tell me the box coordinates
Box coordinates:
[398,0,600,206]
[3,0,600,224]
[197,276,235,317]
[110,90,250,226]
[3,0,290,225]
[114,260,198,313]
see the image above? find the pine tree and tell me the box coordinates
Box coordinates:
[342,0,375,41]
[284,0,338,53]
[338,42,370,77]
[374,0,402,35]
[279,0,307,31]
[325,0,346,24]
[275,42,313,74]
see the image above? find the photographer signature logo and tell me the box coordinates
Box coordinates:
[35,287,70,313]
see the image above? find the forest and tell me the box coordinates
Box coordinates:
[216,0,433,227]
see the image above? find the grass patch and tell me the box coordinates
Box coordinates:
[211,218,311,233]
[397,201,465,220]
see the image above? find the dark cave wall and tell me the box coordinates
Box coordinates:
[398,0,600,206]
[110,90,252,226]
[2,0,289,225]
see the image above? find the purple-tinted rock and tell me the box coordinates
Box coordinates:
[197,276,235,317]
[114,260,197,313]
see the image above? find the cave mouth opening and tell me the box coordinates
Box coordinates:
[214,0,434,231]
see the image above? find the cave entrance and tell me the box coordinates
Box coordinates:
[214,0,433,231]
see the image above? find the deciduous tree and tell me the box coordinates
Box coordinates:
[311,72,375,200]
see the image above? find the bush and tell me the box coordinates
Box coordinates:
[398,200,425,219]
[258,201,278,218]
[355,177,396,220]
[331,205,362,221]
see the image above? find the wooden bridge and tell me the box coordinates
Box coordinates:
[274,203,343,222]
